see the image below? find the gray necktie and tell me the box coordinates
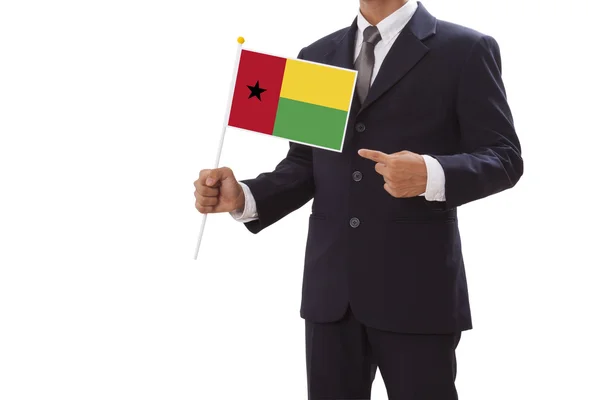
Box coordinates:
[354,25,382,104]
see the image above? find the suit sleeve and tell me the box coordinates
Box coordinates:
[239,49,315,233]
[431,35,523,209]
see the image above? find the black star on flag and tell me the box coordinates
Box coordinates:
[247,81,267,101]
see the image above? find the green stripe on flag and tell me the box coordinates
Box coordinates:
[272,98,347,150]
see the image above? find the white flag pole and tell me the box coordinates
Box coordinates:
[194,36,245,260]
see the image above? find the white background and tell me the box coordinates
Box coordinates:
[1,0,599,399]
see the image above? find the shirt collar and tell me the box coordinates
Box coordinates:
[356,0,418,44]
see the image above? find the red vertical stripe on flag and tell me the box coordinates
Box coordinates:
[228,50,287,135]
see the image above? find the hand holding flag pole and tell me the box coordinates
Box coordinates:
[193,36,246,260]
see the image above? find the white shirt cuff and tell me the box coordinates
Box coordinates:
[420,155,446,202]
[230,182,259,222]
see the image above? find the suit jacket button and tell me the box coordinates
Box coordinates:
[355,122,366,133]
[349,217,360,228]
[352,171,363,182]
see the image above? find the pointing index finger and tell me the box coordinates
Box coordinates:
[358,149,390,164]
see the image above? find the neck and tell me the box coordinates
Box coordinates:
[359,0,409,25]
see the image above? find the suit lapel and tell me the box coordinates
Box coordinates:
[328,18,357,70]
[359,2,437,113]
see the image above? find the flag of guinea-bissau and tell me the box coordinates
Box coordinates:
[227,49,357,152]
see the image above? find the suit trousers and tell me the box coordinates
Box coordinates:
[305,307,461,400]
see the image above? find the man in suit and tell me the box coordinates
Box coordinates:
[194,0,523,398]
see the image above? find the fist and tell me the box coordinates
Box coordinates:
[358,149,427,198]
[194,167,245,214]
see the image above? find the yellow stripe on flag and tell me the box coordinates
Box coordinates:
[280,59,356,111]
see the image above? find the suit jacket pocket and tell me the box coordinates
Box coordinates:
[391,213,456,224]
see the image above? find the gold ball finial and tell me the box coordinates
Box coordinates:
[237,36,245,44]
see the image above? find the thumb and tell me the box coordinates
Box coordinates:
[206,167,232,187]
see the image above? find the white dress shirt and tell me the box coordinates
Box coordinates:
[231,0,445,222]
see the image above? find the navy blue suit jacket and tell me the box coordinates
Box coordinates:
[241,2,523,334]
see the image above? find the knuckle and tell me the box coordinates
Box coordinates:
[385,184,399,198]
[198,205,211,213]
